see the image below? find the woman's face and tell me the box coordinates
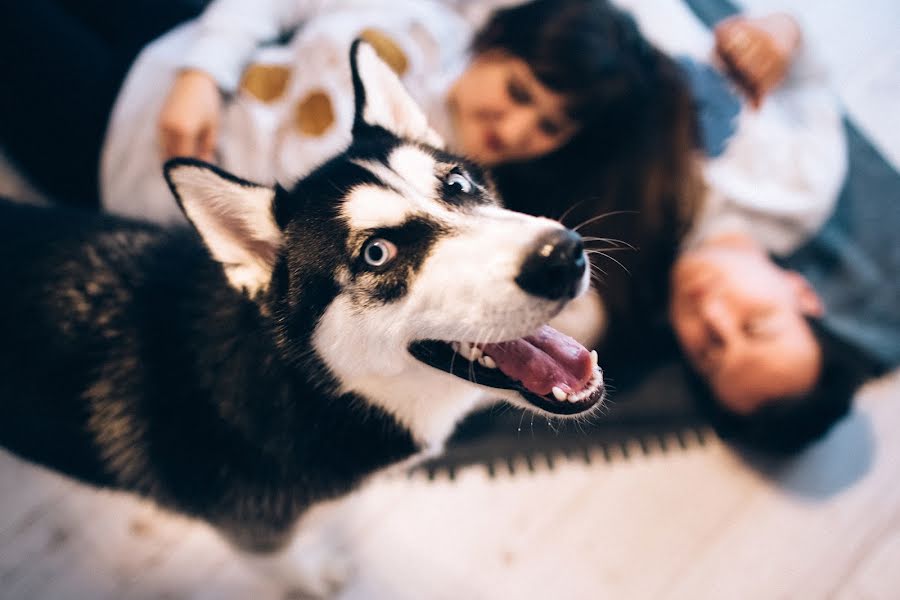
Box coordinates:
[448,51,579,166]
[669,238,824,414]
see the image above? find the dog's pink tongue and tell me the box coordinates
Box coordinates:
[481,325,594,396]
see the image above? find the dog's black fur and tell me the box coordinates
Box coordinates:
[0,44,443,552]
[0,195,423,550]
[0,42,603,570]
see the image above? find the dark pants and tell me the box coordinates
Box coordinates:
[0,0,207,207]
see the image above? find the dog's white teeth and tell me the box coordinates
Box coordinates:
[477,355,495,368]
[457,342,477,361]
[552,386,568,401]
[469,345,483,361]
[571,390,588,403]
[562,370,605,404]
[590,350,599,368]
[451,342,460,353]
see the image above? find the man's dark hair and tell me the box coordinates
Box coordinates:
[691,319,875,455]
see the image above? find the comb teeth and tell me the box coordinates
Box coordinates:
[416,425,714,480]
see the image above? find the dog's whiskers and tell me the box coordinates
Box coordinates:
[546,416,560,436]
[456,322,480,384]
[584,246,633,254]
[448,326,466,376]
[585,249,631,275]
[580,236,637,250]
[571,210,638,233]
[556,199,587,227]
[589,263,608,284]
[517,408,528,436]
[467,327,483,384]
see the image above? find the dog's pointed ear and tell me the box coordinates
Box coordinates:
[164,158,282,297]
[350,39,444,148]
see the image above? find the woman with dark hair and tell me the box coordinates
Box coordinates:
[474,0,703,357]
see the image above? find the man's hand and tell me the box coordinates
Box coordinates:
[158,69,222,161]
[714,14,801,109]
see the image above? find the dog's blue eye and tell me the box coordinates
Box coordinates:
[446,172,473,195]
[363,238,397,268]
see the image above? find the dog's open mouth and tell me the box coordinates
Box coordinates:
[408,325,604,416]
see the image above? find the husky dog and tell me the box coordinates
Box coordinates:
[0,42,604,595]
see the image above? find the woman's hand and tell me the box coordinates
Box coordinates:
[158,69,222,161]
[714,14,802,108]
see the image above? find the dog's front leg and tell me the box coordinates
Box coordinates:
[222,498,354,599]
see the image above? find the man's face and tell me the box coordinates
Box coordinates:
[447,51,579,166]
[670,238,823,414]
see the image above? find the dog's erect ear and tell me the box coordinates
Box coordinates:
[350,39,444,148]
[164,158,282,296]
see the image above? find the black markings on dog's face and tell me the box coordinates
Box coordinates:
[267,137,508,328]
[437,165,489,209]
[348,217,448,303]
[428,146,493,206]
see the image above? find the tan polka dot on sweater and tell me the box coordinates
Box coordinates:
[240,64,291,102]
[359,28,409,76]
[294,90,335,136]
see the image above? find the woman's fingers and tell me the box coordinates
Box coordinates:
[715,20,787,107]
[714,14,801,108]
[159,119,199,160]
[157,69,221,161]
[715,24,757,99]
[197,122,218,163]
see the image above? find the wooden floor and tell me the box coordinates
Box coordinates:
[2,1,899,599]
[1,370,898,600]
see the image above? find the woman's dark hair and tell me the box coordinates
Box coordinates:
[689,319,875,455]
[474,0,705,353]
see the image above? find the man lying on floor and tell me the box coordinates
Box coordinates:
[669,228,894,454]
[662,7,899,453]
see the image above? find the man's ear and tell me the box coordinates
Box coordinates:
[785,270,824,317]
[349,39,444,148]
[164,158,281,297]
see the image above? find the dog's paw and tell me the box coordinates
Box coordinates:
[281,553,353,599]
[244,544,352,600]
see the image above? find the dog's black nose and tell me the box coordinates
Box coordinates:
[516,229,586,300]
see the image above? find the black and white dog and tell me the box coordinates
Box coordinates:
[0,42,604,595]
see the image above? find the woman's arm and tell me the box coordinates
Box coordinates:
[157,0,323,161]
